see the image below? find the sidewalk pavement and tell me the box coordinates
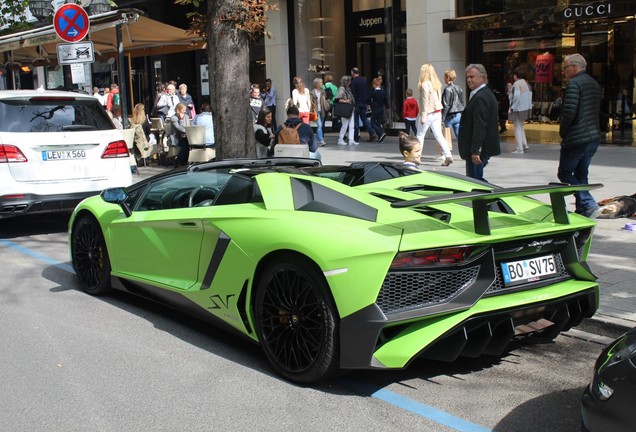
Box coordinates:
[137,131,636,330]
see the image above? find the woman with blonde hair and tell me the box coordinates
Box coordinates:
[130,103,153,163]
[292,76,312,124]
[417,64,453,166]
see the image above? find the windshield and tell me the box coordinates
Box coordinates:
[0,97,114,133]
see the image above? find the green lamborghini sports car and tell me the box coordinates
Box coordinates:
[69,158,602,383]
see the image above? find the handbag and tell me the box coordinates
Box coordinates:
[333,101,354,118]
[309,111,318,122]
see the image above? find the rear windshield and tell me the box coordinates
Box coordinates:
[0,96,114,133]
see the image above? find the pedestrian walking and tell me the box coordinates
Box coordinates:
[254,107,275,158]
[402,88,419,136]
[262,78,277,130]
[250,83,263,124]
[558,53,602,218]
[350,67,376,142]
[441,69,465,144]
[368,77,388,143]
[458,64,501,181]
[416,64,453,166]
[335,75,357,146]
[509,67,532,153]
[323,74,340,132]
[311,77,329,147]
[292,76,312,124]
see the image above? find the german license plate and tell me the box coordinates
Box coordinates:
[42,150,86,161]
[501,254,556,286]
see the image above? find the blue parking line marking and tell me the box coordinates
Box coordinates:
[0,239,75,274]
[343,379,492,432]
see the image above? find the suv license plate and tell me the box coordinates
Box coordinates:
[42,150,86,161]
[501,254,556,286]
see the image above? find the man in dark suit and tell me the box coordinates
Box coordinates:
[458,64,501,181]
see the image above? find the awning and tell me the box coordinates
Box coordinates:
[0,8,204,64]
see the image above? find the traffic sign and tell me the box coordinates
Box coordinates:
[56,42,95,65]
[53,4,90,43]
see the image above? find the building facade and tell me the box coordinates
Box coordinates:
[2,1,633,143]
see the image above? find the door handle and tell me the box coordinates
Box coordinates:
[178,222,197,227]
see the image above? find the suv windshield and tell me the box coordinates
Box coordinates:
[0,96,114,133]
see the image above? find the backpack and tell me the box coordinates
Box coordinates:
[324,86,334,101]
[113,92,120,106]
[277,123,301,144]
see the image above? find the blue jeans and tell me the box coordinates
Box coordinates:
[444,113,461,138]
[370,110,385,137]
[557,140,599,213]
[354,103,375,139]
[316,111,324,142]
[465,157,489,182]
[404,119,417,135]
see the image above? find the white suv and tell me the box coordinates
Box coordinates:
[0,89,132,218]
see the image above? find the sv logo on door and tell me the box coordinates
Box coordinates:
[208,294,236,310]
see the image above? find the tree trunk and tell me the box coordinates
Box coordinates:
[206,0,256,160]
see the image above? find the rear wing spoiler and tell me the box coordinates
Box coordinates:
[391,183,604,235]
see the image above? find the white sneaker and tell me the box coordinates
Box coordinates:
[511,149,524,154]
[337,140,347,146]
[320,140,327,147]
[351,141,359,146]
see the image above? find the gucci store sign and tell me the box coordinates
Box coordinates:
[562,2,613,20]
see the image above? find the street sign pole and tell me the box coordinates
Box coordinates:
[117,24,128,123]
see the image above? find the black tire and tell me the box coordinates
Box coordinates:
[255,256,340,383]
[71,215,112,296]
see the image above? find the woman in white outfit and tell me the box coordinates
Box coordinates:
[292,76,312,124]
[416,64,453,166]
[336,75,357,146]
[508,67,533,153]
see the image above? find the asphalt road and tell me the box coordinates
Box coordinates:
[0,212,623,432]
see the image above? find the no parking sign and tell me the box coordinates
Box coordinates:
[53,4,90,43]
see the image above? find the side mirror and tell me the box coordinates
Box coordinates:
[101,188,132,217]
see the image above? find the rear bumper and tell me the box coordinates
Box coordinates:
[339,281,598,369]
[0,191,98,218]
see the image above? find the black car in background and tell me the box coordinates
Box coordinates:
[582,327,636,432]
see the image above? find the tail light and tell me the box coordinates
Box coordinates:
[101,140,130,159]
[0,145,28,163]
[391,246,475,268]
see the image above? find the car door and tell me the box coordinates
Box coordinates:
[107,171,230,290]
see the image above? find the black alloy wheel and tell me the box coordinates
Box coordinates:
[255,256,339,383]
[71,216,112,295]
